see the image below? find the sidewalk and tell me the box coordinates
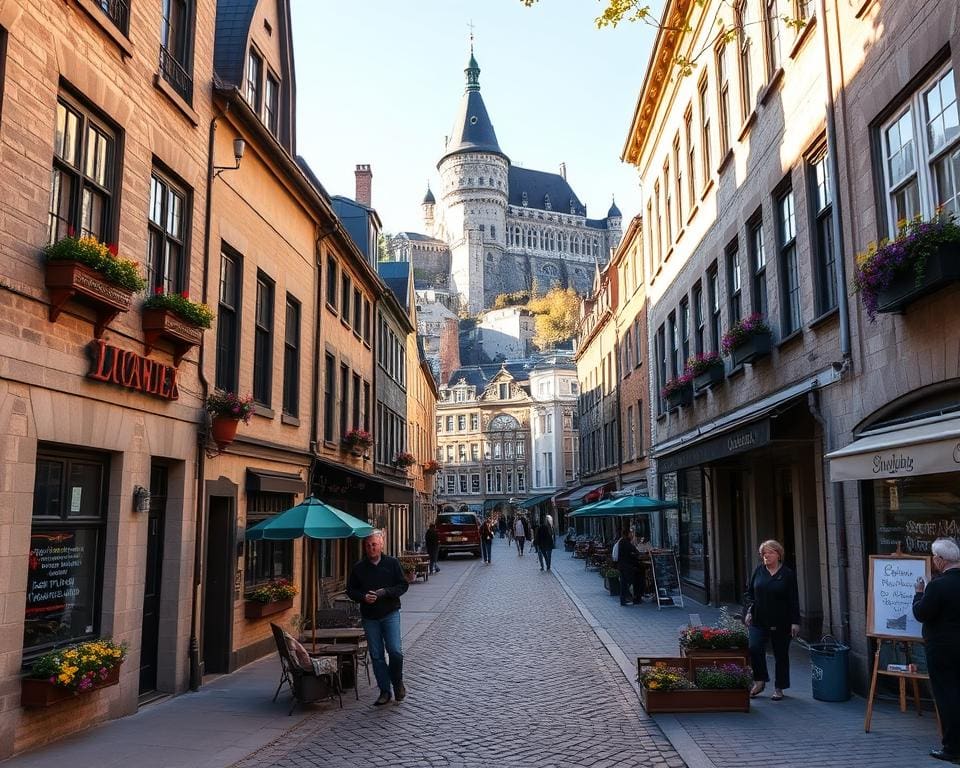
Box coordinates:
[1,559,479,768]
[551,547,941,768]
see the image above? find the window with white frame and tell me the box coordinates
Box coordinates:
[777,186,801,335]
[765,0,782,78]
[809,149,838,314]
[749,212,768,318]
[880,65,959,233]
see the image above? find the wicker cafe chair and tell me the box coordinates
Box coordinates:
[269,623,342,715]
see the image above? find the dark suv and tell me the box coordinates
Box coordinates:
[436,512,481,559]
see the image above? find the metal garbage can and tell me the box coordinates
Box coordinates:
[809,635,850,702]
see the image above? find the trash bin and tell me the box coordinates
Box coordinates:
[809,635,850,702]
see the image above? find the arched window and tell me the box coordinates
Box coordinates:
[514,226,521,246]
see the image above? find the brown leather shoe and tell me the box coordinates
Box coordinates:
[373,691,392,706]
[394,681,406,702]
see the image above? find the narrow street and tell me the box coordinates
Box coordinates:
[236,542,682,768]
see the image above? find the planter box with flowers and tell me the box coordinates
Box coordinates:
[422,459,441,475]
[604,567,621,596]
[854,211,960,320]
[142,289,214,365]
[679,609,749,665]
[398,556,418,584]
[21,638,126,708]
[686,352,725,391]
[244,578,298,619]
[394,451,417,470]
[205,391,254,450]
[722,313,772,367]
[637,656,751,714]
[342,428,373,457]
[44,234,147,338]
[662,372,693,410]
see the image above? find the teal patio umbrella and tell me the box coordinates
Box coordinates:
[246,496,374,650]
[587,495,679,514]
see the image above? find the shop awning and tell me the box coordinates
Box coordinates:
[246,468,306,495]
[517,494,553,509]
[826,415,960,481]
[555,481,615,509]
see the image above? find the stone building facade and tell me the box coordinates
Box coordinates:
[622,0,960,687]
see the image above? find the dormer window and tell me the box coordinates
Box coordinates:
[498,383,509,399]
[246,49,262,110]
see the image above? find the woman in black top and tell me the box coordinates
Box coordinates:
[744,539,800,700]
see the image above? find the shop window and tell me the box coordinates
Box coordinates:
[25,449,109,654]
[244,492,294,588]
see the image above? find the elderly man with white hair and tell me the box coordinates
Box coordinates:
[913,537,960,763]
[347,530,409,706]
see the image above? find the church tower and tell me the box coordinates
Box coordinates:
[422,184,436,237]
[437,45,509,314]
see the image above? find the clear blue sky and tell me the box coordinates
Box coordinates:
[291,1,659,236]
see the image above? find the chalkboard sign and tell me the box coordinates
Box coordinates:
[866,554,930,640]
[650,550,684,610]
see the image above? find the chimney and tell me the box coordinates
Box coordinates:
[438,318,461,386]
[559,162,567,180]
[355,164,372,207]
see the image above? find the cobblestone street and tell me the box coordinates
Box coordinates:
[235,543,684,768]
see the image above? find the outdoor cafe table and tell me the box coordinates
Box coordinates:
[300,628,365,700]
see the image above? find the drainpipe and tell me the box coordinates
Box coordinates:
[189,107,225,691]
[818,0,851,362]
[808,389,849,644]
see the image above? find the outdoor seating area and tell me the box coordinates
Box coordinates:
[270,623,342,715]
[400,552,431,582]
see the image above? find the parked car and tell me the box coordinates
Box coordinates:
[435,512,481,559]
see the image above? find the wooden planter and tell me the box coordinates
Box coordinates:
[665,384,693,409]
[875,244,960,315]
[210,415,240,449]
[730,332,772,367]
[45,260,133,338]
[637,655,751,714]
[21,664,121,708]
[142,307,204,366]
[243,597,293,619]
[681,647,750,666]
[640,684,750,714]
[693,365,725,391]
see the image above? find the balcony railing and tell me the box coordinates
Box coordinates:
[97,0,129,34]
[159,44,194,104]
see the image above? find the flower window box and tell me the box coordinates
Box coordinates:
[243,597,294,619]
[22,664,121,708]
[45,261,135,339]
[142,307,204,366]
[665,383,693,409]
[874,243,960,315]
[21,638,126,708]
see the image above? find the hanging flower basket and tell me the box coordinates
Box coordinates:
[205,391,254,449]
[342,429,373,455]
[854,211,960,320]
[210,415,240,449]
[722,313,772,367]
[422,459,441,475]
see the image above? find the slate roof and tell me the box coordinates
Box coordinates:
[586,218,608,229]
[440,53,505,163]
[508,166,586,216]
[377,261,410,310]
[423,187,436,204]
[398,231,448,246]
[213,0,259,86]
[608,199,622,218]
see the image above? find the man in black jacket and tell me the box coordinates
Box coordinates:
[616,528,644,606]
[347,530,409,705]
[913,537,960,763]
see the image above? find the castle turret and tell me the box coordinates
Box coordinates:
[437,45,509,314]
[606,196,623,254]
[422,184,436,237]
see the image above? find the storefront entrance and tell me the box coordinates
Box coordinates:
[139,464,167,695]
[203,495,235,674]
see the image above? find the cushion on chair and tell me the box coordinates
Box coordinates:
[284,633,314,671]
[311,656,338,676]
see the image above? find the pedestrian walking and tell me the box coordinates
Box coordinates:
[498,516,507,539]
[535,517,554,571]
[616,527,643,605]
[744,539,800,701]
[479,516,495,563]
[424,522,440,574]
[346,530,409,706]
[912,537,960,763]
[514,516,526,556]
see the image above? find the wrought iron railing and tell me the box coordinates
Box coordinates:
[97,0,129,35]
[159,45,194,104]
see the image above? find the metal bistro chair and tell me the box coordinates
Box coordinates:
[270,623,342,714]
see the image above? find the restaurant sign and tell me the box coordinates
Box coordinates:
[87,339,179,400]
[656,419,771,474]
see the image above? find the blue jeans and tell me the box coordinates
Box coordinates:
[748,625,792,689]
[480,538,492,562]
[362,610,403,695]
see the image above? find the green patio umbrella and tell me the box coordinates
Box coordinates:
[246,496,374,650]
[568,500,609,518]
[586,494,679,514]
